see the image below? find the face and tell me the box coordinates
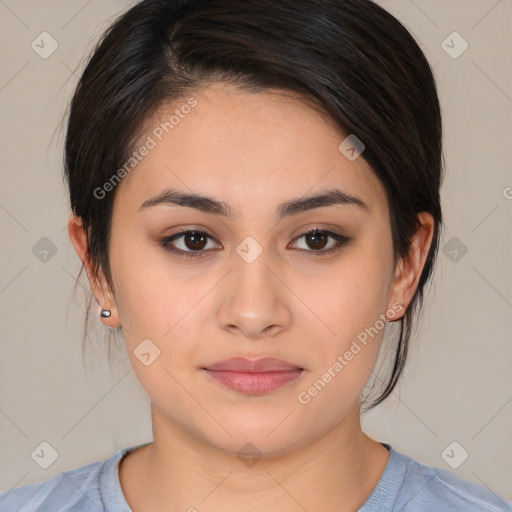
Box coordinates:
[80,82,408,456]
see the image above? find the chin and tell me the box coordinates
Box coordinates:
[200,412,317,461]
[212,431,306,462]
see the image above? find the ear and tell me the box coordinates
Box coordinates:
[387,212,435,320]
[67,214,121,328]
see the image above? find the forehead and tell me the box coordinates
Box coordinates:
[114,82,388,219]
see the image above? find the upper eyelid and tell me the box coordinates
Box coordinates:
[168,230,221,246]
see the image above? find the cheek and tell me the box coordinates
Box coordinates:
[291,246,393,407]
[111,231,187,322]
[111,247,227,392]
[294,273,390,419]
[303,250,392,345]
[110,249,208,413]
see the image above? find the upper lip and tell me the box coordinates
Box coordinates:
[204,357,303,372]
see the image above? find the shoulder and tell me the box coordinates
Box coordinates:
[0,447,126,512]
[389,446,512,512]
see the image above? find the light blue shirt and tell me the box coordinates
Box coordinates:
[1,442,510,511]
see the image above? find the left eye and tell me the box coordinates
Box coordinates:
[289,228,349,255]
[160,228,349,258]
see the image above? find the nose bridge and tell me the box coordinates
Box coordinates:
[233,232,276,292]
[234,248,275,302]
[217,240,292,337]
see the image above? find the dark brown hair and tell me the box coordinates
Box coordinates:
[64,0,444,411]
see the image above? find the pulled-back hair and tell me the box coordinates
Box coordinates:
[64,0,443,411]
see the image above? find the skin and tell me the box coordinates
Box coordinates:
[69,81,434,512]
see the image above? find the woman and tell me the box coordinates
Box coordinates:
[1,0,510,510]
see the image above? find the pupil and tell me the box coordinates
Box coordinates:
[186,231,207,250]
[308,232,327,250]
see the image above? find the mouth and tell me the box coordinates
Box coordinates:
[202,357,305,395]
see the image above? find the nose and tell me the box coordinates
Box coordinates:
[217,254,292,340]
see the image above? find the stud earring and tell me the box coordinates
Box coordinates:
[100,309,111,318]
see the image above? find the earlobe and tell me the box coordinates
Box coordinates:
[388,212,435,317]
[67,215,121,328]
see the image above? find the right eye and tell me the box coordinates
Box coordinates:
[160,230,221,258]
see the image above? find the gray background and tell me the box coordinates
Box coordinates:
[1,0,511,503]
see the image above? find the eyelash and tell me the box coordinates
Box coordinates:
[159,228,349,258]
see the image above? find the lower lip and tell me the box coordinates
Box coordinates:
[204,369,304,394]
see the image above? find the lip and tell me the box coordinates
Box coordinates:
[203,357,305,394]
[204,356,303,372]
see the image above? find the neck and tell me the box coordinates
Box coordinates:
[119,402,390,512]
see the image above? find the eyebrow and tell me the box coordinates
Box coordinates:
[138,187,369,218]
